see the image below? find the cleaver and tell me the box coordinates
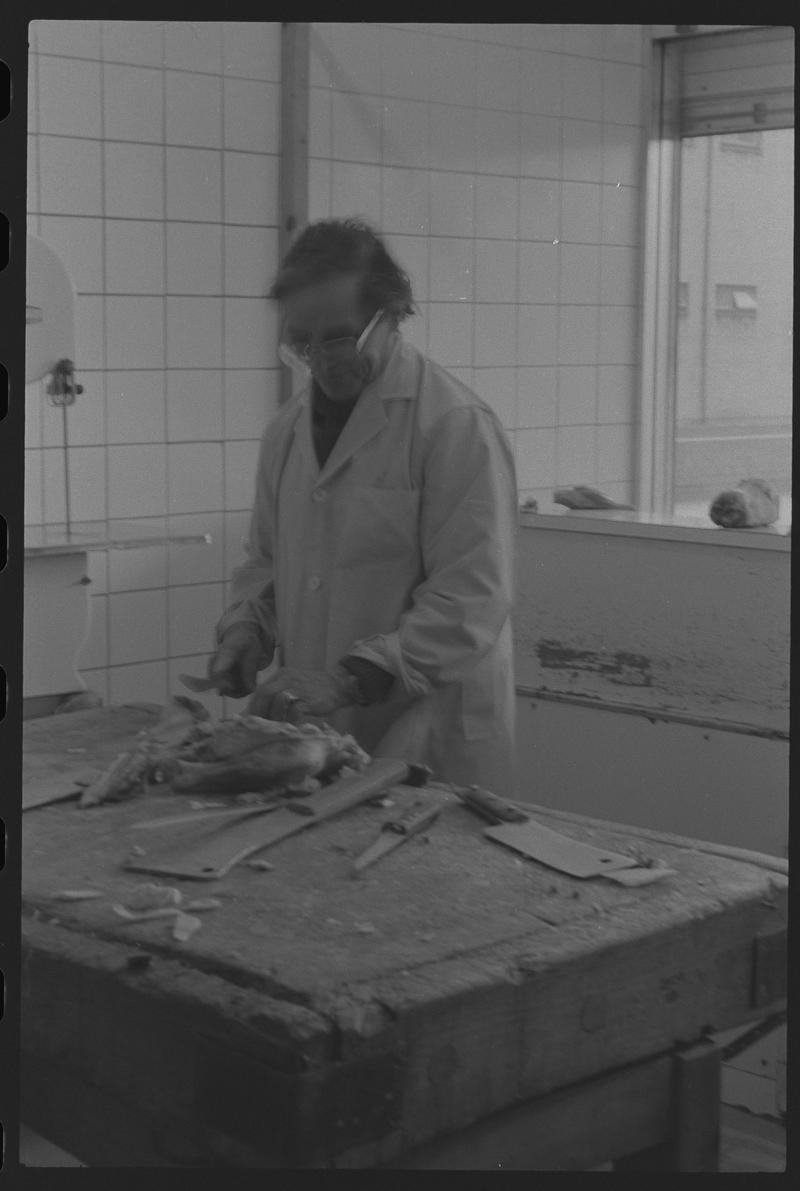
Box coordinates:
[484,818,640,879]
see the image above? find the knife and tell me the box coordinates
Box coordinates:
[450,783,639,879]
[179,648,283,695]
[352,799,440,874]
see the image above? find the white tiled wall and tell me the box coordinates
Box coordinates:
[309,22,647,509]
[26,20,282,712]
[26,20,649,710]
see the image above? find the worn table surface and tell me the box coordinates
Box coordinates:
[21,706,788,1168]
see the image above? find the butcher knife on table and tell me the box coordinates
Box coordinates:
[124,757,429,881]
[452,785,640,879]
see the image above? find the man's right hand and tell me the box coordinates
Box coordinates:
[207,624,270,698]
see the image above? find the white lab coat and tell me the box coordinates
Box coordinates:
[218,333,518,795]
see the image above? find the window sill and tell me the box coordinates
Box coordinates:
[519,508,791,551]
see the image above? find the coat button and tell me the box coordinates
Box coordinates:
[308,575,322,590]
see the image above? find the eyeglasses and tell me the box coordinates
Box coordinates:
[279,308,384,368]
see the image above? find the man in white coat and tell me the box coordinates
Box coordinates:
[208,218,518,795]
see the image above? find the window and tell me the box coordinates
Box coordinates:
[640,26,794,527]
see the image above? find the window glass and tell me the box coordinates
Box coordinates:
[674,128,793,524]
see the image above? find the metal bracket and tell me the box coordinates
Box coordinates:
[44,358,83,531]
[751,926,786,1009]
[720,1009,786,1063]
[671,1038,722,1171]
[46,358,83,407]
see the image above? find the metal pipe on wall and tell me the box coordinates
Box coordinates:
[278,22,310,406]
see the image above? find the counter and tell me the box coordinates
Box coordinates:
[513,511,789,855]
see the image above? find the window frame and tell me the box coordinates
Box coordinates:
[636,25,794,524]
[637,35,682,518]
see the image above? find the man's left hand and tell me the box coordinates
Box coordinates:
[247,666,359,722]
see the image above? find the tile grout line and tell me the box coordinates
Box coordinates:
[594,50,606,484]
[160,22,170,706]
[420,94,431,357]
[512,93,521,446]
[33,48,281,82]
[29,208,283,230]
[467,90,476,383]
[53,288,643,299]
[219,21,228,719]
[29,184,641,221]
[30,114,648,151]
[554,48,565,488]
[99,29,111,684]
[32,48,47,523]
[25,415,635,448]
[423,81,432,359]
[37,29,646,68]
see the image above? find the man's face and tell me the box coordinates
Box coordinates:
[281,274,388,402]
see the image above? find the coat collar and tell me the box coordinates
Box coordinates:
[370,333,422,401]
[293,333,419,484]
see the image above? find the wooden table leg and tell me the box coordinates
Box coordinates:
[614,1039,722,1171]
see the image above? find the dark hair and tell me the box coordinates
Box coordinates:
[269,217,415,323]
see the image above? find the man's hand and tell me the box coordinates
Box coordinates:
[207,624,271,698]
[247,666,359,722]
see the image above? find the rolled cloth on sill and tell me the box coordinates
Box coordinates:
[553,485,634,511]
[709,478,780,528]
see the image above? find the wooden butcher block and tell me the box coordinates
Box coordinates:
[21,707,787,1168]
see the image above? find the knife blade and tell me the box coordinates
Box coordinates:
[484,818,640,879]
[131,802,284,830]
[179,649,284,695]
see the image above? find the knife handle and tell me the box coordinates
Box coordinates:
[309,757,417,822]
[385,801,439,836]
[457,785,528,824]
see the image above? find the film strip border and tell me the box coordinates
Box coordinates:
[1,9,27,1173]
[1,53,11,710]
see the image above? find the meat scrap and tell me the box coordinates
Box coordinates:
[709,478,780,528]
[171,721,369,794]
[79,697,210,807]
[187,714,310,763]
[79,699,369,806]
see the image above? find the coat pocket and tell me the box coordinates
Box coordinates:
[460,653,497,742]
[335,486,421,569]
[460,633,514,742]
